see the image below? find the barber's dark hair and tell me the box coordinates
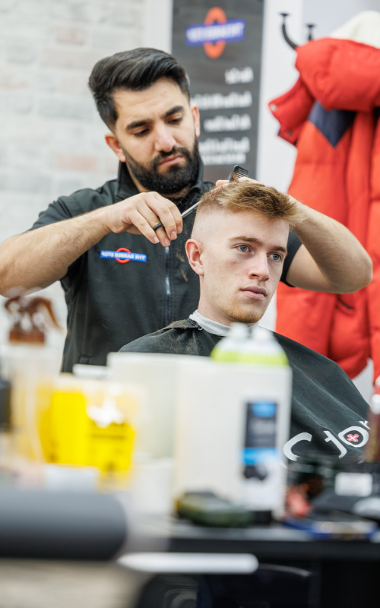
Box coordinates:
[88,48,190,128]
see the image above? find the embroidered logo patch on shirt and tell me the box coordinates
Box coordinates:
[100,248,147,264]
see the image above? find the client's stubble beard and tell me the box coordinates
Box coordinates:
[220,297,268,326]
[223,305,264,325]
[122,138,200,196]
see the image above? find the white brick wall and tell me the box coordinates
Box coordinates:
[0,0,151,245]
[0,0,174,347]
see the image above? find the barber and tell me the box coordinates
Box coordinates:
[0,48,372,371]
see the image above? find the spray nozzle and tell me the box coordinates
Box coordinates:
[227,323,250,340]
[250,325,274,342]
[4,293,61,344]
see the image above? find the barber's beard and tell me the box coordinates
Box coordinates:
[122,139,200,196]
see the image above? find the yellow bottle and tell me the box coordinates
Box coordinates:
[41,375,141,487]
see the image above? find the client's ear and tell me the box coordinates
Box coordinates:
[186,239,204,276]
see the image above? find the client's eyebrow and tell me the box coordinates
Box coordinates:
[126,105,185,131]
[229,236,288,254]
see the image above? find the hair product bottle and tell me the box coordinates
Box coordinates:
[175,324,292,520]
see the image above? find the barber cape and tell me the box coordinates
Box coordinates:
[120,319,369,461]
[269,28,380,380]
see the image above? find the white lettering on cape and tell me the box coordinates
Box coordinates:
[283,421,370,461]
[283,432,312,461]
[324,430,347,458]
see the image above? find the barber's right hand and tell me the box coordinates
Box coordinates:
[104,192,183,247]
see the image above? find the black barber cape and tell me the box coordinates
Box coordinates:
[30,161,301,372]
[120,319,369,461]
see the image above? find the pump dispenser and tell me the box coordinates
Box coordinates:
[175,323,293,519]
[211,323,250,362]
[3,294,62,462]
[241,325,289,366]
[5,294,61,345]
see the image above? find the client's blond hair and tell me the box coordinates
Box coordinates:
[195,181,301,226]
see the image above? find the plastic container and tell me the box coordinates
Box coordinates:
[107,352,188,459]
[40,374,142,487]
[107,352,196,512]
[211,323,250,362]
[5,343,61,462]
[175,324,292,517]
[2,294,62,464]
[240,325,289,366]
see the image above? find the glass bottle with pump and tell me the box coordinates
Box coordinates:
[3,295,61,463]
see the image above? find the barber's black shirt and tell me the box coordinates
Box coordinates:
[31,162,301,371]
[121,319,369,461]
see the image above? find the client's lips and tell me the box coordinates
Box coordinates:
[159,154,183,167]
[241,287,267,300]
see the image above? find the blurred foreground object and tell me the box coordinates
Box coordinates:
[108,352,183,515]
[109,334,292,520]
[0,489,127,560]
[0,488,162,608]
[173,332,291,520]
[2,293,62,467]
[209,324,291,520]
[41,375,142,489]
[176,491,253,527]
[2,294,142,491]
[365,376,380,462]
[5,293,61,345]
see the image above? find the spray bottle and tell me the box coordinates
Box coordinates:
[210,323,292,518]
[3,294,62,464]
[211,323,250,362]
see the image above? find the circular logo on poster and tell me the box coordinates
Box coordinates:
[203,7,227,59]
[116,248,131,264]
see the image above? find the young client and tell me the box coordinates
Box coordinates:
[120,181,369,461]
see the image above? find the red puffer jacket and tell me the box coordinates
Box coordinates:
[269,38,380,380]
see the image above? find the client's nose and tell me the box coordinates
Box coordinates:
[248,253,270,281]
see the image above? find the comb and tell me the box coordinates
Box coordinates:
[228,165,249,181]
[153,165,249,231]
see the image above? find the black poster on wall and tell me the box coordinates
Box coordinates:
[172,0,264,183]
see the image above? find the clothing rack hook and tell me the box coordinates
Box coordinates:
[279,13,298,50]
[306,23,316,41]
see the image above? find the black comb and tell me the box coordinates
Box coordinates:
[153,165,249,232]
[228,165,249,181]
